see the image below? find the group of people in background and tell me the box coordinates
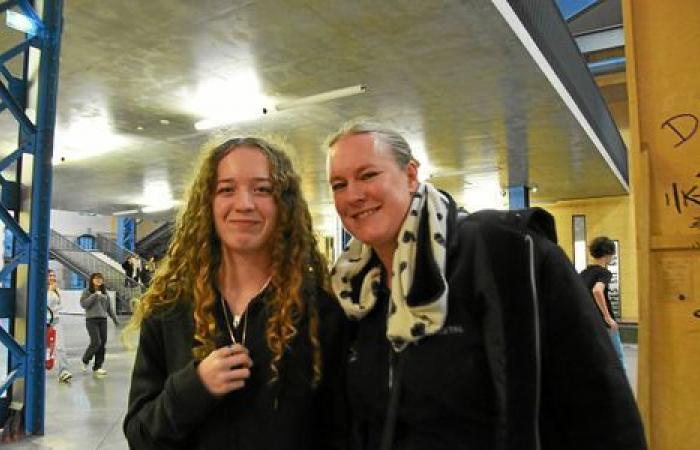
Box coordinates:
[122,255,156,287]
[47,271,119,381]
[46,236,158,382]
[120,120,647,449]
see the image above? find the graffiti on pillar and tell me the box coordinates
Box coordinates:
[664,181,700,214]
[661,113,698,148]
[660,112,700,229]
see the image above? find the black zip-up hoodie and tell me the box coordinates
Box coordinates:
[345,195,647,450]
[123,284,349,450]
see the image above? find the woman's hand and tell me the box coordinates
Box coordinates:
[196,344,253,396]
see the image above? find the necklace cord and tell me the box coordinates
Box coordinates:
[220,275,272,346]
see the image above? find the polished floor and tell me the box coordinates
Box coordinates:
[5,314,133,450]
[3,314,640,449]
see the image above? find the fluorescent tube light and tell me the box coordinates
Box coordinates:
[265,84,367,113]
[142,202,180,214]
[112,209,140,217]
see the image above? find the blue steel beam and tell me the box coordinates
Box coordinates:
[15,0,42,25]
[24,0,64,435]
[0,65,13,81]
[0,369,22,398]
[0,77,35,132]
[0,205,30,246]
[0,327,25,361]
[0,144,31,173]
[507,185,530,209]
[0,39,33,66]
[589,56,626,76]
[555,0,601,21]
[0,251,27,281]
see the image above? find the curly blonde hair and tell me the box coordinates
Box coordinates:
[128,137,328,384]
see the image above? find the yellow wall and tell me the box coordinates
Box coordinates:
[536,195,638,322]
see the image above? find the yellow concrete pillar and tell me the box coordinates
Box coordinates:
[623,1,700,448]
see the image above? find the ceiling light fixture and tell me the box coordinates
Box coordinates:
[112,209,140,217]
[263,84,367,114]
[141,204,177,214]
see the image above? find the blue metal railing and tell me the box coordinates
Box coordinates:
[95,232,144,268]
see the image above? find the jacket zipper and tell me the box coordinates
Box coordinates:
[388,348,395,389]
[386,290,395,390]
[525,235,542,450]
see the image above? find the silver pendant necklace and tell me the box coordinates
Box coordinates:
[220,276,272,346]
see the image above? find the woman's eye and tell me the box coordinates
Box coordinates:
[360,171,378,180]
[331,182,346,192]
[217,186,234,194]
[254,185,273,194]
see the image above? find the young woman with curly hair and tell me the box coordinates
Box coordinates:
[123,137,348,449]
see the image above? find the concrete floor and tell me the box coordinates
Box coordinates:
[4,314,134,450]
[2,315,640,449]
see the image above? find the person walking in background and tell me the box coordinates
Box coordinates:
[140,255,155,287]
[123,137,348,449]
[580,236,626,369]
[80,272,119,377]
[324,119,645,450]
[131,255,142,285]
[47,269,73,383]
[121,257,134,287]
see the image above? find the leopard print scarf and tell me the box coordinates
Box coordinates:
[331,182,449,352]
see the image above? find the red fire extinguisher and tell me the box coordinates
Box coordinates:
[46,307,56,370]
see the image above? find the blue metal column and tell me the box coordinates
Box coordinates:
[0,0,64,436]
[25,0,64,435]
[507,185,530,210]
[117,217,136,252]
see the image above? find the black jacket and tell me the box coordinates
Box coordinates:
[345,199,647,450]
[123,286,349,450]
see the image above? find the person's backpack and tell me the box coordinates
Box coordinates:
[461,207,558,244]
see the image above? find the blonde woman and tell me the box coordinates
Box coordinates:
[123,137,348,449]
[47,269,72,383]
[326,120,646,450]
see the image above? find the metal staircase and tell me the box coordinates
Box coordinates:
[95,232,144,268]
[135,221,174,260]
[49,230,142,313]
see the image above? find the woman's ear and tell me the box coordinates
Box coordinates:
[406,160,419,191]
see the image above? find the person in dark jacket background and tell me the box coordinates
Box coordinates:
[123,137,348,449]
[80,272,119,377]
[326,119,646,450]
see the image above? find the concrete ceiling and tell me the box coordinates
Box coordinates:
[0,0,628,233]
